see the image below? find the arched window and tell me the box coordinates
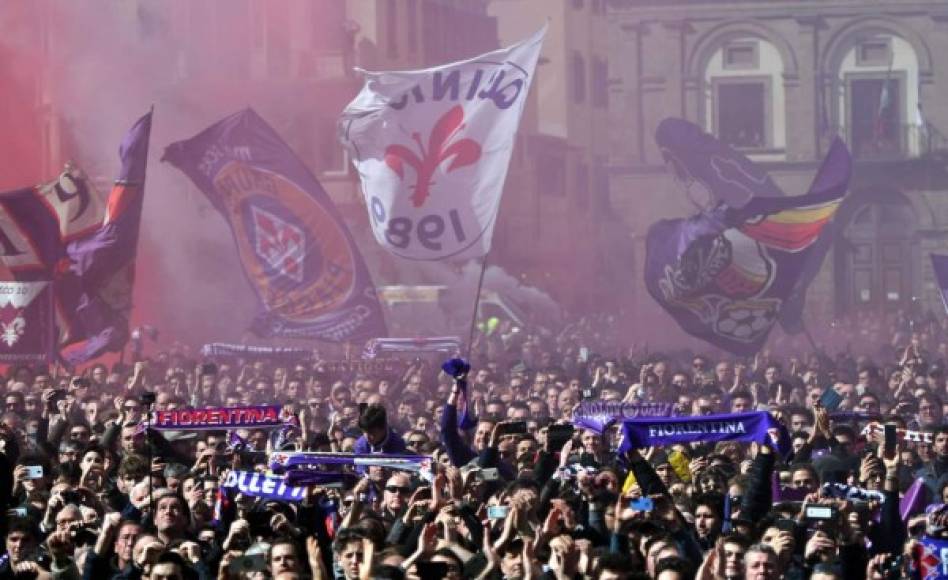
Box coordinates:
[703,37,786,156]
[834,33,921,159]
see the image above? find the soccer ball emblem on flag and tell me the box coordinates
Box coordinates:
[340,26,546,261]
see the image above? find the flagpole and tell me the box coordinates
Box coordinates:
[801,323,821,356]
[465,256,489,361]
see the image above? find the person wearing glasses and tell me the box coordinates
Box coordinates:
[379,472,411,526]
[403,431,429,452]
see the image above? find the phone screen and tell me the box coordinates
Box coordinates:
[502,421,528,435]
[630,497,654,511]
[416,562,450,580]
[819,387,843,411]
[884,423,898,455]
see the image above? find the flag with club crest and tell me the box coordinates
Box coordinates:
[0,165,108,346]
[58,111,153,364]
[163,109,387,342]
[646,118,850,356]
[339,26,546,261]
[0,282,55,362]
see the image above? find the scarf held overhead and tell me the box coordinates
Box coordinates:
[221,470,308,502]
[152,405,284,430]
[269,451,431,474]
[619,411,788,454]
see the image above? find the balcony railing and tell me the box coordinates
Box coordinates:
[841,120,948,161]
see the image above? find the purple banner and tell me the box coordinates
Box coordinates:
[572,401,675,434]
[221,470,307,502]
[0,282,55,363]
[152,405,283,431]
[163,109,387,343]
[618,411,788,454]
[59,112,152,364]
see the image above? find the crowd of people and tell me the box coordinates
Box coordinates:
[1,310,948,580]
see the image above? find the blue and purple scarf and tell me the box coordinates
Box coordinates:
[618,411,789,455]
[572,401,675,434]
[269,451,432,475]
[221,470,309,502]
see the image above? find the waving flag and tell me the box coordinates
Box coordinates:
[647,118,850,355]
[339,26,545,261]
[0,282,55,362]
[778,138,852,333]
[163,109,387,342]
[0,165,109,346]
[58,111,152,363]
[655,118,783,210]
[932,254,948,315]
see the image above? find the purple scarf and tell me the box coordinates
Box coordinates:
[572,401,675,434]
[221,470,308,502]
[619,411,789,454]
[269,451,432,474]
[151,405,284,430]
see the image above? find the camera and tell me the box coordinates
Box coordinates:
[141,392,156,406]
[71,525,97,546]
[60,490,84,505]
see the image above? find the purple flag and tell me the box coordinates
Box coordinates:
[655,118,784,210]
[618,411,789,454]
[778,138,852,333]
[0,282,56,362]
[162,109,387,343]
[59,112,152,364]
[645,121,848,355]
[932,254,948,316]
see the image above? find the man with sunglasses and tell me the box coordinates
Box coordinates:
[380,473,412,526]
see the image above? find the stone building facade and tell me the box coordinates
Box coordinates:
[608,0,948,327]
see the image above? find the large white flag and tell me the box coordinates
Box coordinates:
[339,26,546,261]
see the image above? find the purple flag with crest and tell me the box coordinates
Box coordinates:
[59,111,152,364]
[162,109,386,342]
[645,118,850,355]
[0,282,56,362]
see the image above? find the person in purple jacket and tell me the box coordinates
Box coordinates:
[352,404,409,455]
